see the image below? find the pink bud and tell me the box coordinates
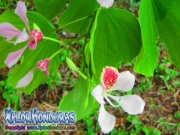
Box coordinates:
[31,29,43,42]
[37,58,50,77]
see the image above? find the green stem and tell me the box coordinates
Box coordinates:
[50,49,63,59]
[43,36,67,45]
[76,70,87,79]
[14,91,21,111]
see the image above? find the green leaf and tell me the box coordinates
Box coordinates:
[58,0,98,33]
[58,78,96,121]
[33,0,68,20]
[143,126,161,135]
[89,8,142,83]
[6,11,60,94]
[66,57,78,71]
[33,23,41,31]
[152,0,180,69]
[134,0,158,76]
[66,57,87,79]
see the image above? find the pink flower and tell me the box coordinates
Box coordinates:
[91,66,145,134]
[16,58,50,88]
[37,58,50,77]
[0,1,43,68]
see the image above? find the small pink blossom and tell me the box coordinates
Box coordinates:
[37,58,50,77]
[16,58,50,88]
[0,1,43,68]
[28,30,43,50]
[31,30,43,42]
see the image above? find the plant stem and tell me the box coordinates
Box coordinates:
[50,49,64,59]
[76,70,87,79]
[14,90,21,111]
[43,36,67,45]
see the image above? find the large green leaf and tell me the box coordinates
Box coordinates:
[152,0,180,68]
[58,78,96,121]
[134,0,158,76]
[0,11,60,94]
[89,8,142,83]
[34,0,68,20]
[58,0,98,33]
[134,0,180,76]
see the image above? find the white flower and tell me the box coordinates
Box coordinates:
[97,0,114,8]
[91,66,145,134]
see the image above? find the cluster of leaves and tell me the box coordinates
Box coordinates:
[0,75,20,110]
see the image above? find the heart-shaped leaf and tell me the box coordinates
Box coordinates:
[34,0,68,20]
[152,0,180,69]
[58,0,98,33]
[89,8,142,83]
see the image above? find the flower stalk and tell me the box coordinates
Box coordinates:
[43,36,67,45]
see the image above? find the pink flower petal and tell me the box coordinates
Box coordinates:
[5,46,27,68]
[27,30,43,49]
[98,104,116,134]
[28,40,37,50]
[14,28,29,45]
[0,23,21,40]
[37,58,50,77]
[16,70,34,88]
[15,1,29,31]
[44,71,49,77]
[31,30,43,42]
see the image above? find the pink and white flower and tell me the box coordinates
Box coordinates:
[16,58,50,88]
[0,1,43,68]
[91,66,145,134]
[97,0,114,8]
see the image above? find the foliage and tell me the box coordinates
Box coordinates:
[0,75,20,111]
[0,0,180,134]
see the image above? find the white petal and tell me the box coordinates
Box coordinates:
[14,28,29,45]
[16,70,34,88]
[98,105,116,134]
[111,71,135,92]
[119,95,145,115]
[97,0,114,8]
[91,85,105,104]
